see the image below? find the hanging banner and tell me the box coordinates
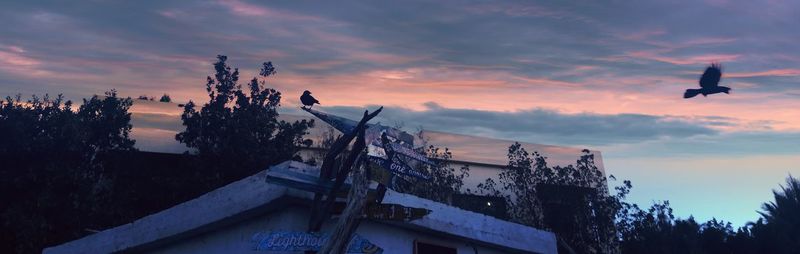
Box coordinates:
[368,156,431,180]
[304,108,433,180]
[388,143,435,165]
[251,231,382,253]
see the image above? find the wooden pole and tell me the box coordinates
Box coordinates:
[313,127,368,231]
[308,107,382,232]
[318,152,369,254]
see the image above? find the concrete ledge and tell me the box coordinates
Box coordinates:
[382,190,557,254]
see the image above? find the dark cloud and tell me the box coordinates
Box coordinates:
[311,102,719,146]
[4,0,799,103]
[131,112,184,132]
[1,0,798,141]
[605,131,800,159]
[728,75,800,93]
[132,101,794,159]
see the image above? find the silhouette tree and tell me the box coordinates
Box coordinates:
[477,142,544,226]
[398,145,470,204]
[700,218,735,253]
[615,177,800,254]
[159,94,172,103]
[78,90,136,158]
[0,91,136,254]
[616,201,679,254]
[175,55,313,186]
[755,175,800,253]
[478,143,620,253]
[616,201,754,254]
[478,144,799,254]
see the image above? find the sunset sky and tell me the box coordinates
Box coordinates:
[1,0,799,226]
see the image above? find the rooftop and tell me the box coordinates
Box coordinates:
[43,161,557,254]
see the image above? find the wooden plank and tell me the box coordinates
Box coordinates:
[265,175,334,194]
[266,166,381,198]
[319,159,370,254]
[265,167,339,194]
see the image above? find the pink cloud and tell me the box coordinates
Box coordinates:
[303,29,376,49]
[511,76,582,88]
[619,29,668,41]
[104,62,800,134]
[626,35,738,53]
[706,0,731,7]
[267,63,800,132]
[553,65,600,77]
[0,45,51,77]
[292,60,350,71]
[366,69,418,80]
[216,0,269,16]
[465,3,558,17]
[0,45,38,67]
[684,37,738,46]
[157,10,181,18]
[464,2,598,24]
[626,50,741,65]
[215,0,324,22]
[346,51,426,65]
[726,69,800,78]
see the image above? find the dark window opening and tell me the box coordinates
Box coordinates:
[415,241,457,254]
[452,193,508,220]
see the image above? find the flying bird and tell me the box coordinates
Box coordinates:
[684,63,731,99]
[300,90,320,109]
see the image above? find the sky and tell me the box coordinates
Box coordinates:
[1,0,799,227]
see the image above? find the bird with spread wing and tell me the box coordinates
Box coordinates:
[684,63,731,99]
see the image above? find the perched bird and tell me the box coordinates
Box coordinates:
[684,63,731,99]
[300,90,320,109]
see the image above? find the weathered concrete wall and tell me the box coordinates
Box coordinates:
[382,190,556,254]
[146,207,308,254]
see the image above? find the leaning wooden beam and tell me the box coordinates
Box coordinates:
[312,126,367,231]
[307,107,383,232]
[318,107,383,180]
[318,152,369,254]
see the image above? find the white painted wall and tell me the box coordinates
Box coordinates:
[149,206,516,254]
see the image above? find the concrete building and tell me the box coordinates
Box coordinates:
[44,161,558,254]
[282,114,606,195]
[129,101,606,193]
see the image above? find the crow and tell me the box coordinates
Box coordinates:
[684,63,731,99]
[300,90,320,109]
